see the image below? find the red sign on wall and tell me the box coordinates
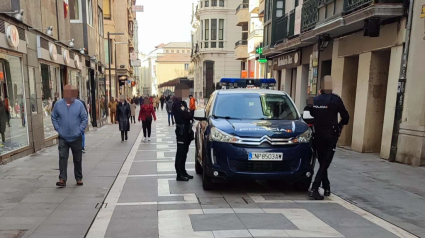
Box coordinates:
[241,71,248,78]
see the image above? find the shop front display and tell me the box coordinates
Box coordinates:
[0,54,29,156]
[41,63,61,139]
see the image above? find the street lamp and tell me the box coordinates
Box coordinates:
[107,32,124,102]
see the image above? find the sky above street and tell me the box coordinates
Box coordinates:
[136,0,198,54]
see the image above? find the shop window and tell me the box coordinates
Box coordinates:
[41,64,61,139]
[28,67,37,114]
[0,56,29,155]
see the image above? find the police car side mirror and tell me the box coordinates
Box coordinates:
[194,109,207,121]
[302,110,314,120]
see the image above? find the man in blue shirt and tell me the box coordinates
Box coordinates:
[51,85,88,187]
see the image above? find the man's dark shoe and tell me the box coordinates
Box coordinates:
[324,189,331,196]
[76,180,83,186]
[56,180,66,187]
[176,175,189,181]
[184,174,194,179]
[309,189,324,200]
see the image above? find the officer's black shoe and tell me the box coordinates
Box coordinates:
[184,174,194,179]
[324,189,331,197]
[309,189,324,200]
[176,175,190,181]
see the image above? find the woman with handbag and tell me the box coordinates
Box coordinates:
[138,97,156,141]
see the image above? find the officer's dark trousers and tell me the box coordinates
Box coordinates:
[312,135,338,190]
[175,133,191,176]
[59,137,83,182]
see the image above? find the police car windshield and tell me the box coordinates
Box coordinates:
[213,93,299,120]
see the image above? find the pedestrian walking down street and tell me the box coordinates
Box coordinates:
[78,96,88,153]
[51,85,88,187]
[189,95,196,118]
[4,97,10,127]
[108,97,118,124]
[160,95,165,110]
[139,97,156,141]
[172,97,194,181]
[0,98,7,144]
[307,76,349,200]
[116,95,131,142]
[166,97,175,126]
[153,96,160,111]
[130,99,137,124]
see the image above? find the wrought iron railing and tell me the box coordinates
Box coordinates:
[301,0,319,33]
[344,0,373,13]
[288,10,295,38]
[235,40,248,47]
[275,15,288,45]
[236,3,249,13]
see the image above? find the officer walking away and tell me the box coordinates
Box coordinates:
[307,75,349,200]
[172,95,194,181]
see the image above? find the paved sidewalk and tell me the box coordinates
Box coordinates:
[0,121,143,238]
[331,149,425,237]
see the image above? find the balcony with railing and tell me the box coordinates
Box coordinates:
[275,15,288,45]
[235,40,248,60]
[248,29,264,40]
[301,0,404,34]
[236,2,250,26]
[249,0,260,14]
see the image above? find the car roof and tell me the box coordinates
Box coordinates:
[217,89,287,95]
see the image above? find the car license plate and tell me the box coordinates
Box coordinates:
[248,152,283,161]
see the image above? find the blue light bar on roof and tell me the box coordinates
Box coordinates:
[217,78,277,90]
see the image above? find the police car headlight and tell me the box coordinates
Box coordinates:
[295,128,312,143]
[210,127,241,143]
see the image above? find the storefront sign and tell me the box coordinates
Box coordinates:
[49,43,58,61]
[6,25,20,48]
[74,54,81,69]
[63,49,70,64]
[273,50,301,70]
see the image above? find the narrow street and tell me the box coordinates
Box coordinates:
[2,110,421,238]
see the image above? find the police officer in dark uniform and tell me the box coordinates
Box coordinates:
[172,97,194,181]
[308,75,349,200]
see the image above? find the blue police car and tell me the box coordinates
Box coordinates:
[194,79,315,190]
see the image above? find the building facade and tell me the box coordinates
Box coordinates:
[261,0,419,165]
[191,0,242,99]
[0,0,105,161]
